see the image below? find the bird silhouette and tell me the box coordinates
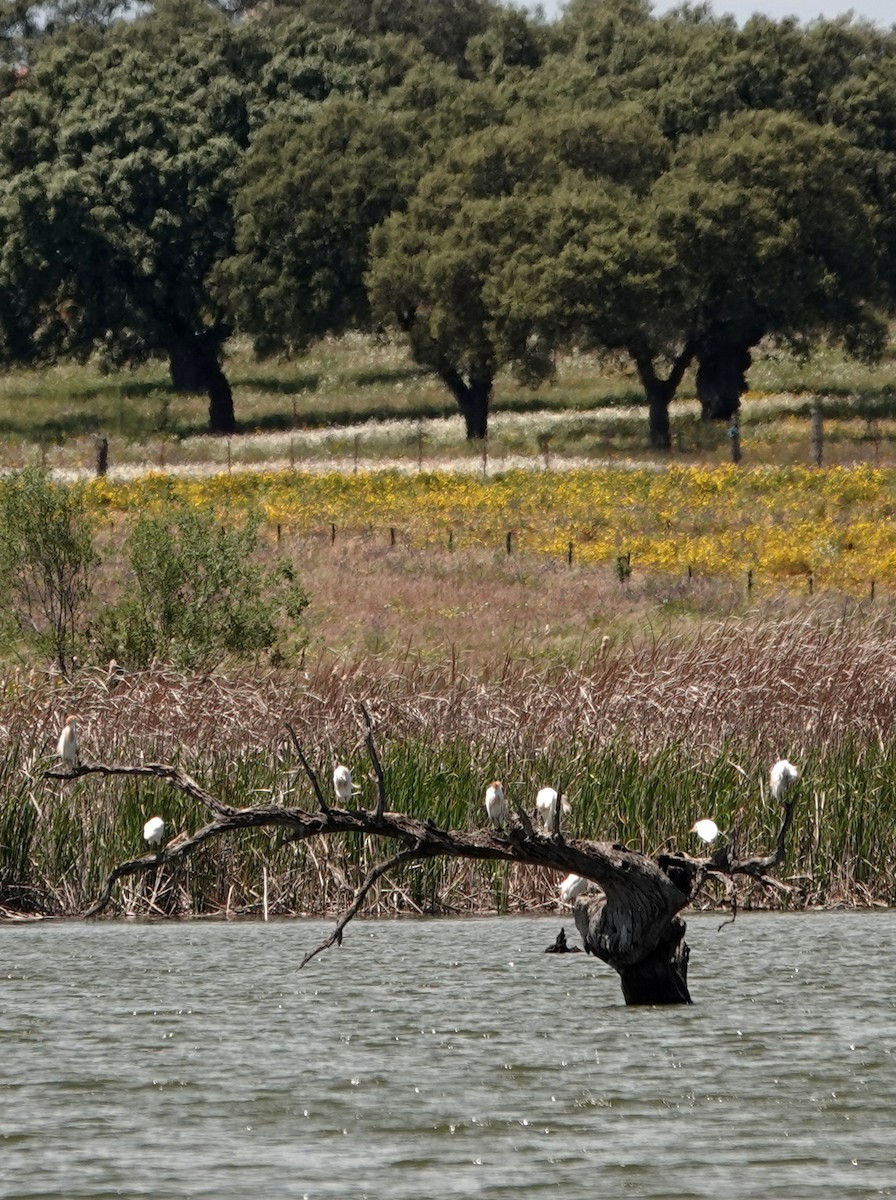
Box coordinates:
[690,818,721,844]
[484,780,507,829]
[536,786,571,833]
[333,764,358,803]
[143,816,166,848]
[56,715,80,770]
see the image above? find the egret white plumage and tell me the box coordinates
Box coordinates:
[690,818,720,844]
[143,816,165,848]
[536,786,571,832]
[558,873,588,904]
[770,758,799,801]
[484,780,507,829]
[56,714,79,769]
[333,764,357,803]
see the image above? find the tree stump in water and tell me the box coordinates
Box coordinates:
[46,718,798,1009]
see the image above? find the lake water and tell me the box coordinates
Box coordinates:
[1,912,895,1199]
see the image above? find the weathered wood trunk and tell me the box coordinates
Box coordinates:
[573,856,693,1005]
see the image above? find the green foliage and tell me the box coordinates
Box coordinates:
[220,96,421,356]
[0,467,97,672]
[93,503,308,671]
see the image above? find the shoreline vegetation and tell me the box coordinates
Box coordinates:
[2,337,896,920]
[5,606,896,920]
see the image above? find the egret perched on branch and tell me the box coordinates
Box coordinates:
[536,786,571,832]
[484,780,507,829]
[770,759,799,801]
[333,764,359,804]
[558,873,588,904]
[143,816,165,848]
[56,715,79,769]
[690,818,720,844]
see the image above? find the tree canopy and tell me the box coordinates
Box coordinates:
[0,0,895,442]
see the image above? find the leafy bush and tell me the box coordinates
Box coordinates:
[93,504,308,670]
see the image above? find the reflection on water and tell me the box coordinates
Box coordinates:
[1,912,895,1199]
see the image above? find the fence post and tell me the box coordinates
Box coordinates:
[95,436,108,477]
[810,399,823,467]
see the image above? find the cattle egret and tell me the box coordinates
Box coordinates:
[536,786,571,832]
[143,816,165,848]
[484,780,507,829]
[770,758,799,801]
[690,818,720,844]
[558,873,588,904]
[56,714,79,769]
[333,764,358,803]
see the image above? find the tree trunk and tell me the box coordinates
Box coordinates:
[631,342,695,452]
[646,379,673,450]
[438,367,493,440]
[574,867,693,1005]
[168,324,235,435]
[696,340,753,422]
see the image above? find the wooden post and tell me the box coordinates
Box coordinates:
[567,542,573,566]
[95,436,108,477]
[448,530,454,552]
[330,523,336,545]
[747,568,753,596]
[728,417,742,464]
[276,523,282,547]
[506,531,513,555]
[390,527,396,547]
[810,399,823,467]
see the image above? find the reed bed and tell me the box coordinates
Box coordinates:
[3,607,896,918]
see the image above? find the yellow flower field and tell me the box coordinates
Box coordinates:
[86,464,896,592]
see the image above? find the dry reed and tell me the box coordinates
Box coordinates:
[2,605,896,917]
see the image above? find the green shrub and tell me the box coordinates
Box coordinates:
[93,504,308,670]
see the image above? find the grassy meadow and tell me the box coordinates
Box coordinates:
[3,334,896,919]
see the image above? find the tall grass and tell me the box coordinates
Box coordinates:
[3,607,896,916]
[2,333,896,473]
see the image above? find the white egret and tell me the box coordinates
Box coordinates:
[56,714,79,769]
[770,759,799,801]
[536,786,571,832]
[143,816,165,848]
[558,873,588,904]
[484,780,507,829]
[333,764,358,803]
[690,818,720,844]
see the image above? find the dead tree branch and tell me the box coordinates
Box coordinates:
[286,725,331,814]
[45,735,801,1008]
[359,702,386,818]
[300,847,423,968]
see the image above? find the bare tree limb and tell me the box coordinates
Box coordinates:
[359,702,386,818]
[300,847,424,968]
[45,736,802,1008]
[286,725,331,814]
[45,762,236,818]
